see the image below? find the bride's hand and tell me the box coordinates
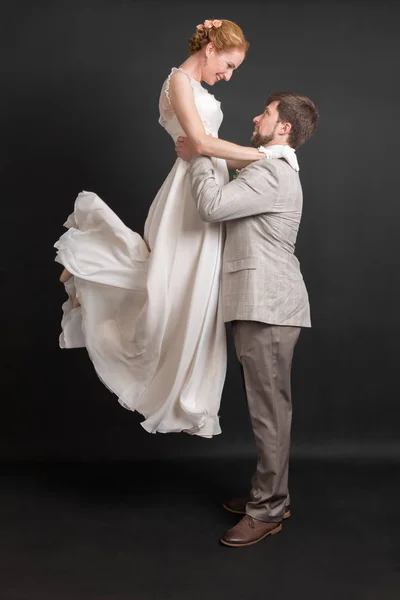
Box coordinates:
[175,136,197,162]
[257,144,299,171]
[258,145,287,159]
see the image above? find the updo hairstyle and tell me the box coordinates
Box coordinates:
[188,19,249,56]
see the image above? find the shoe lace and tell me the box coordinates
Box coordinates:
[245,515,255,529]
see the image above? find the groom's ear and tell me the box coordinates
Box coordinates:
[279,121,292,135]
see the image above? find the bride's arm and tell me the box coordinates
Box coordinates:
[168,71,261,163]
[225,159,255,170]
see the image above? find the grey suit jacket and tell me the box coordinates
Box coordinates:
[188,155,311,327]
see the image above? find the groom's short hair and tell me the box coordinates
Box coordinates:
[267,92,319,149]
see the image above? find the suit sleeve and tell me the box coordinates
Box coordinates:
[188,155,279,222]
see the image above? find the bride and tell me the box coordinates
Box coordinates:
[55,19,279,438]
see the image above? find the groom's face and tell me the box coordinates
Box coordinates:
[251,101,282,147]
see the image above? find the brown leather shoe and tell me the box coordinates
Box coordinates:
[220,515,282,547]
[223,496,291,519]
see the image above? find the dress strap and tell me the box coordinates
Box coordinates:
[164,67,201,104]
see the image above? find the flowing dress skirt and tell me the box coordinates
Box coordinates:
[54,156,228,437]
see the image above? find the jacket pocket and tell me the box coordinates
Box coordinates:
[223,257,259,273]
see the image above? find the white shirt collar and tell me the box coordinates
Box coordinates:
[257,144,299,172]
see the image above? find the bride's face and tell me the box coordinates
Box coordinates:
[202,46,245,85]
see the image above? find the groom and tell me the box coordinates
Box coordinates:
[176,92,318,547]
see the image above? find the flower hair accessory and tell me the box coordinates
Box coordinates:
[196,20,223,30]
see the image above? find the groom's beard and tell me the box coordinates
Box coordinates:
[251,123,279,148]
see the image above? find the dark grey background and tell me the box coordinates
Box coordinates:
[2,0,399,461]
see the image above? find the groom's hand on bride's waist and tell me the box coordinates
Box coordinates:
[175,136,198,162]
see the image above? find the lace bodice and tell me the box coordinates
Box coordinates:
[159,67,223,141]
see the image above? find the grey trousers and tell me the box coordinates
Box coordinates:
[232,320,301,523]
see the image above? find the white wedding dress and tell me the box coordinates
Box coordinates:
[54,68,228,437]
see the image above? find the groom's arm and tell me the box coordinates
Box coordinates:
[189,155,279,222]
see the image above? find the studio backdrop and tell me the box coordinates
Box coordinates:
[1,0,399,461]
